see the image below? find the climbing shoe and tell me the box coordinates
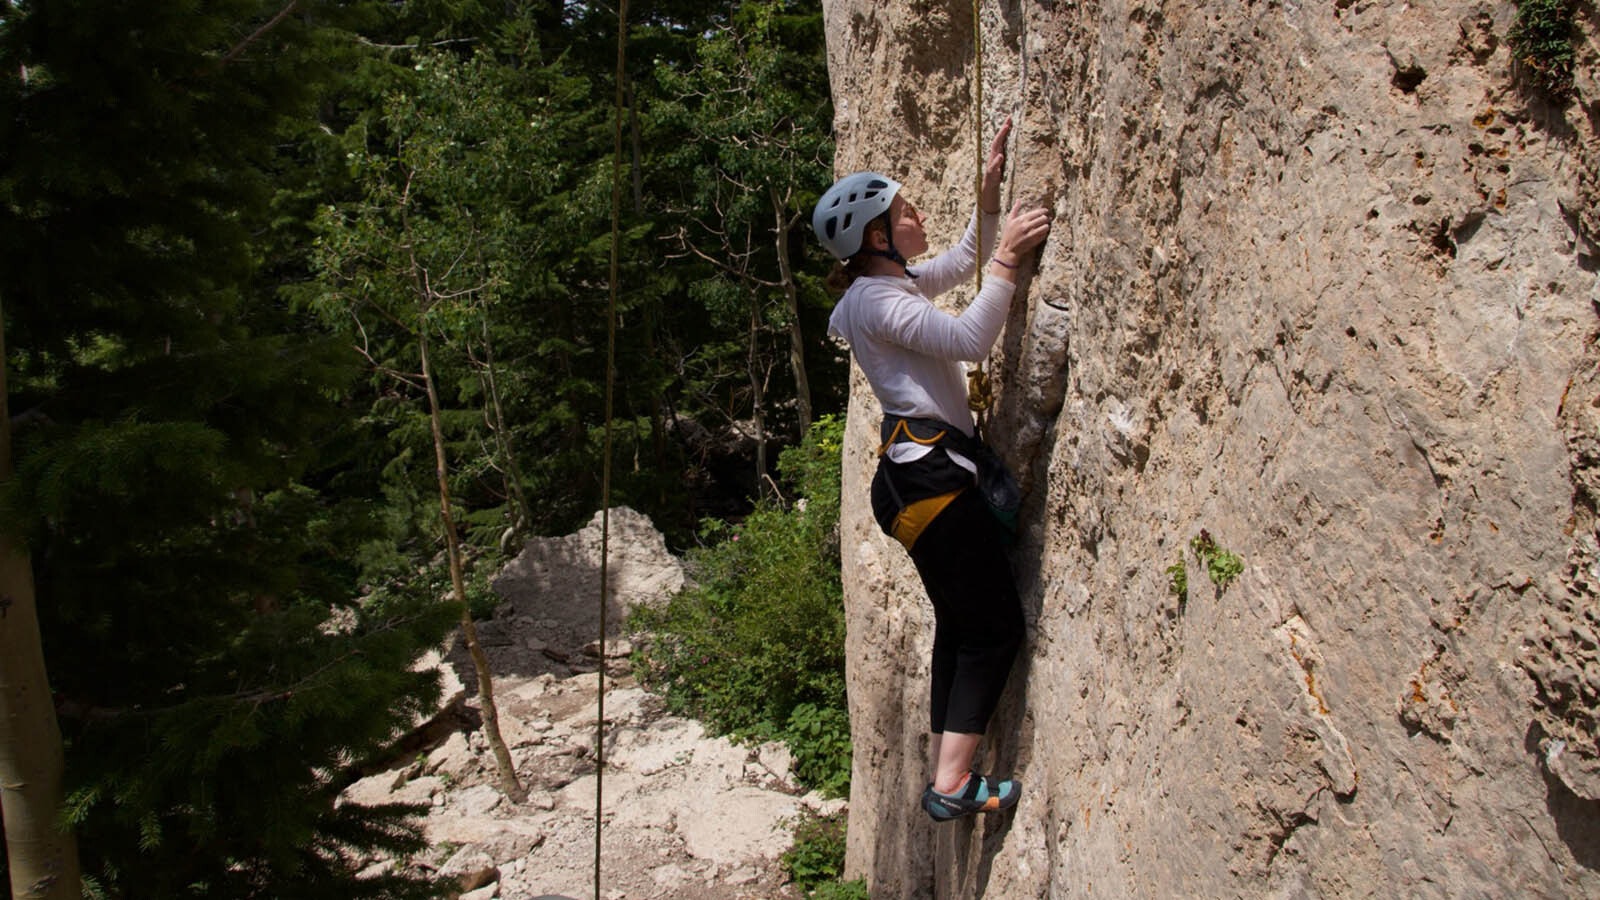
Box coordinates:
[920,772,1020,822]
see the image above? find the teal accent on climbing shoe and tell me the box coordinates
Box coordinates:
[920,772,1021,822]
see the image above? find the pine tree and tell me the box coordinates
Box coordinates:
[306,48,562,803]
[1,2,455,896]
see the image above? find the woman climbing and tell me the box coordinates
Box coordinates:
[813,116,1051,822]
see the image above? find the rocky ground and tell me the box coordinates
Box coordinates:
[340,509,839,899]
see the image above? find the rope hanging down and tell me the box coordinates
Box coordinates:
[966,0,995,435]
[595,0,628,897]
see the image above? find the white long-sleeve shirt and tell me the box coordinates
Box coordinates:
[827,209,1010,468]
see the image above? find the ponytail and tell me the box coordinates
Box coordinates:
[823,216,888,294]
[825,255,874,293]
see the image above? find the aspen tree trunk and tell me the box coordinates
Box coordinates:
[770,185,812,431]
[476,314,533,535]
[747,302,769,494]
[627,81,643,216]
[0,303,82,900]
[418,330,526,803]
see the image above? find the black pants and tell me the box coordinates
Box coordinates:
[907,487,1024,734]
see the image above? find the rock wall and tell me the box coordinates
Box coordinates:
[821,2,1599,896]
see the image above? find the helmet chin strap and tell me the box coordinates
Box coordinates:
[861,213,916,276]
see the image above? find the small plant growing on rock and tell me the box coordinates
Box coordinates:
[1167,558,1188,605]
[1190,529,1244,592]
[1509,0,1577,98]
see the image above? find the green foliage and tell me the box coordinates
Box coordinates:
[631,416,850,794]
[781,811,847,889]
[781,811,868,898]
[60,596,459,899]
[647,0,845,443]
[1166,557,1188,605]
[810,882,872,900]
[1,2,455,896]
[304,42,599,541]
[297,0,844,546]
[1509,0,1577,97]
[778,413,845,509]
[465,558,504,621]
[1189,529,1244,592]
[3,0,842,891]
[786,702,852,799]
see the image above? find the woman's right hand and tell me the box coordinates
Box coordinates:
[991,200,1052,278]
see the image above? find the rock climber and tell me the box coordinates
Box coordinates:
[812,116,1051,822]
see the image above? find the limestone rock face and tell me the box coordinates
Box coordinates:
[820,2,1599,897]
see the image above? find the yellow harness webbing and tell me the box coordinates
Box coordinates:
[889,490,964,551]
[877,417,947,456]
[877,419,965,550]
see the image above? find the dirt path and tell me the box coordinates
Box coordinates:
[341,509,836,899]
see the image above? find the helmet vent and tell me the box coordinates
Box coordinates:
[810,172,901,261]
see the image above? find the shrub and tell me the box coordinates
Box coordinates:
[787,702,853,799]
[810,881,872,900]
[1190,529,1244,592]
[1509,0,1576,97]
[632,416,851,795]
[782,810,868,898]
[1166,557,1188,604]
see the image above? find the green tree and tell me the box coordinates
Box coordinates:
[631,416,851,796]
[312,18,678,536]
[3,0,846,892]
[307,48,563,804]
[1,2,454,896]
[652,0,837,489]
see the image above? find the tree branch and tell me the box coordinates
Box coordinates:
[357,36,480,51]
[220,1,299,67]
[673,227,782,288]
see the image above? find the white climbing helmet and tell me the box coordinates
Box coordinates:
[812,172,902,260]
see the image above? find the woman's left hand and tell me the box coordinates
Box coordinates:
[981,116,1012,214]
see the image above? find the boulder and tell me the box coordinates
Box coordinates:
[674,786,803,866]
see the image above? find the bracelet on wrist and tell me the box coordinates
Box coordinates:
[991,256,1019,270]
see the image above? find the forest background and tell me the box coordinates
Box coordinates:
[0,0,844,896]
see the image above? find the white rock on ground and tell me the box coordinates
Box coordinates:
[341,507,822,899]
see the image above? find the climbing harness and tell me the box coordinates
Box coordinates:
[595,1,627,897]
[874,416,1022,543]
[874,418,970,550]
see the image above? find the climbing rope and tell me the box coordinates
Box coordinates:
[967,0,995,437]
[595,1,628,897]
[971,0,984,306]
